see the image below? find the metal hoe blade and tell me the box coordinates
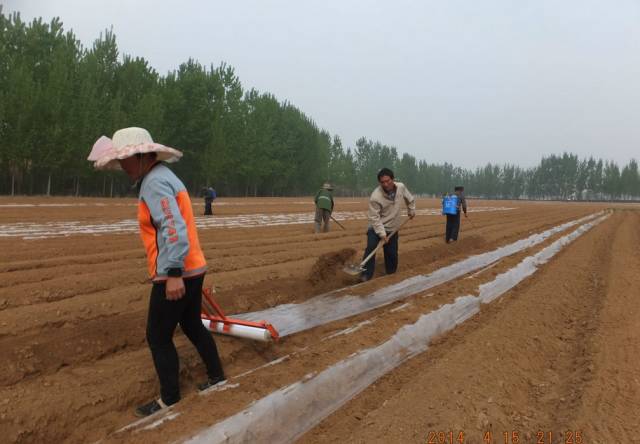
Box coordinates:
[341,217,412,277]
[342,263,365,276]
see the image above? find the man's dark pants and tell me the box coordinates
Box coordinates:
[147,275,224,405]
[362,227,399,280]
[446,213,461,242]
[204,200,213,215]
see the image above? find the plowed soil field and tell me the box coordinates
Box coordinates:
[1,196,637,443]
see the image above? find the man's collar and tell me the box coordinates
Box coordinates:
[382,184,397,198]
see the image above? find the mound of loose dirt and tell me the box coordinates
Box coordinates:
[307,248,357,286]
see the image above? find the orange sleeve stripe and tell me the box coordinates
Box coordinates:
[138,201,158,278]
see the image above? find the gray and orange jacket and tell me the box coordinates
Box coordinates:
[137,163,206,282]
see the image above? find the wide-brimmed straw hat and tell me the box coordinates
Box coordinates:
[322,182,334,190]
[88,127,183,170]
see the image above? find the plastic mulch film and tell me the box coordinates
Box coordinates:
[186,296,480,444]
[478,213,610,304]
[239,212,603,337]
[186,213,609,444]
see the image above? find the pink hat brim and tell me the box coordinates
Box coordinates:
[87,136,115,161]
[91,141,183,170]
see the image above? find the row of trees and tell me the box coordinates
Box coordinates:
[329,145,640,200]
[1,10,638,200]
[0,10,331,196]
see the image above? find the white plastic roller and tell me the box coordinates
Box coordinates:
[202,319,273,342]
[200,287,279,342]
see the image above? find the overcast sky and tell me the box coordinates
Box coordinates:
[5,0,639,169]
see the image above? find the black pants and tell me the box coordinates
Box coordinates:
[362,227,399,280]
[204,200,213,215]
[446,213,461,241]
[147,275,224,405]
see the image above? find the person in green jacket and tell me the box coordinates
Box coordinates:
[314,182,334,233]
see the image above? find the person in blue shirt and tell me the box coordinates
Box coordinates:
[443,186,467,243]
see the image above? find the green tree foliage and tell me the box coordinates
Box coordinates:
[0,11,330,196]
[620,159,639,198]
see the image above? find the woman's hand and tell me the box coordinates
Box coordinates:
[166,277,186,300]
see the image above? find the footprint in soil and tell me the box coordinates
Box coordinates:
[307,248,357,287]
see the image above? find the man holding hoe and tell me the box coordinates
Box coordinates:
[360,168,416,282]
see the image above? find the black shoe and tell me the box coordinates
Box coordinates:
[134,399,169,417]
[197,375,226,391]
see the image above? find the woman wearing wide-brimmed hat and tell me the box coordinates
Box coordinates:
[88,127,225,417]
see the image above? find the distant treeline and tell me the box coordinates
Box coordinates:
[1,10,638,200]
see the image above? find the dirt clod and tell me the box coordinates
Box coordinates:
[307,248,356,286]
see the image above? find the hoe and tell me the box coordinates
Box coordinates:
[343,217,411,276]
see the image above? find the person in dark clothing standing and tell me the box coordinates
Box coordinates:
[203,187,216,216]
[443,186,467,243]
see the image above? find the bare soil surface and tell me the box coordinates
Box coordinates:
[1,197,634,443]
[300,210,640,444]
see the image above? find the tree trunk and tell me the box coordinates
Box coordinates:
[102,175,106,196]
[47,173,52,196]
[75,177,80,197]
[110,176,114,198]
[11,174,15,196]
